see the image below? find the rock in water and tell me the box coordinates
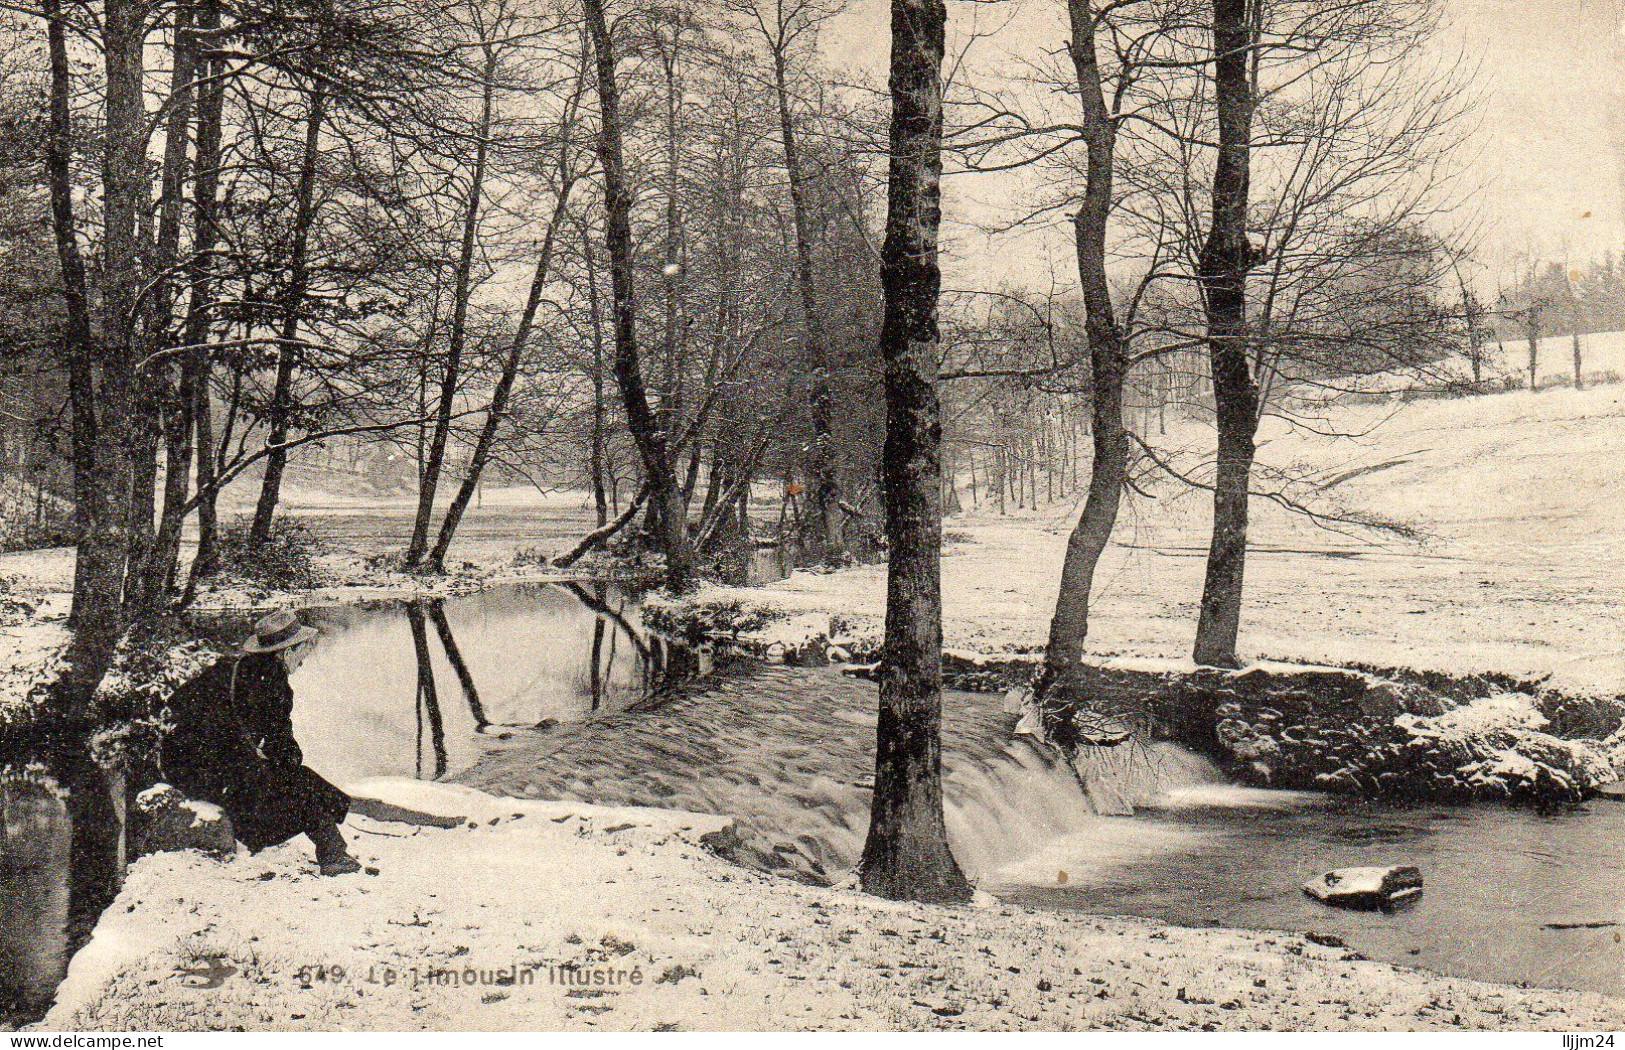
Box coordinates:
[1303,865,1422,910]
[135,783,237,859]
[1596,781,1625,801]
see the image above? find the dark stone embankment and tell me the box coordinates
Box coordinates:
[1057,660,1621,805]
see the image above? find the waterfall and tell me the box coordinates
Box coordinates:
[942,736,1225,879]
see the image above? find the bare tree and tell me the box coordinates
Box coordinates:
[181,0,228,591]
[426,33,594,570]
[728,0,846,561]
[405,16,498,569]
[249,85,328,551]
[583,0,697,590]
[1032,0,1133,717]
[47,0,150,716]
[1190,0,1257,667]
[858,0,972,905]
[1120,0,1469,666]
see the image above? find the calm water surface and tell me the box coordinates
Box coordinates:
[291,583,702,780]
[990,786,1625,997]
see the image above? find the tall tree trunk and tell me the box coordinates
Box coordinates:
[250,87,327,548]
[858,0,971,905]
[181,0,226,596]
[1526,309,1540,392]
[406,55,496,569]
[185,371,221,598]
[427,178,577,569]
[941,442,962,515]
[583,0,695,591]
[1193,0,1259,669]
[681,442,704,508]
[57,0,149,717]
[772,50,840,561]
[657,35,685,451]
[136,1,200,610]
[701,444,726,522]
[42,0,97,628]
[1450,258,1483,386]
[1036,0,1129,720]
[584,229,610,527]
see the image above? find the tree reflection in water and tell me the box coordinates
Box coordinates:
[405,601,449,779]
[399,585,694,779]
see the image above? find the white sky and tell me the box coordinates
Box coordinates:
[824,0,1625,292]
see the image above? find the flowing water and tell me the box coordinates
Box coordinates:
[4,581,1624,1024]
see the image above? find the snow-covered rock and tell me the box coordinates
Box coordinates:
[1304,865,1423,910]
[1053,659,1616,806]
[134,783,237,860]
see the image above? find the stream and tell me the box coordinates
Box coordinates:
[3,581,1623,1025]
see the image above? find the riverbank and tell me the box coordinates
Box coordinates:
[0,527,574,741]
[37,778,1625,1032]
[648,382,1625,699]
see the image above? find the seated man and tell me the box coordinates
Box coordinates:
[161,609,363,875]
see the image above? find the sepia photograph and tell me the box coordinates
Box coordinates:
[0,0,1622,1037]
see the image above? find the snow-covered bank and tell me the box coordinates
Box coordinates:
[650,382,1625,699]
[0,556,69,735]
[38,779,1625,1032]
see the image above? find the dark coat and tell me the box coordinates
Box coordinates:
[160,653,349,852]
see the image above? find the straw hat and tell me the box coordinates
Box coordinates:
[240,608,319,654]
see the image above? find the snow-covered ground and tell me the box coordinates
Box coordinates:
[1339,330,1625,395]
[0,549,73,728]
[39,779,1623,1032]
[695,380,1625,696]
[1489,330,1625,389]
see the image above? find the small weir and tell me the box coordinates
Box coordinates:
[457,661,1211,881]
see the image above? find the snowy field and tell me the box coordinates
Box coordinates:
[1344,330,1625,394]
[1490,329,1625,389]
[721,378,1625,696]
